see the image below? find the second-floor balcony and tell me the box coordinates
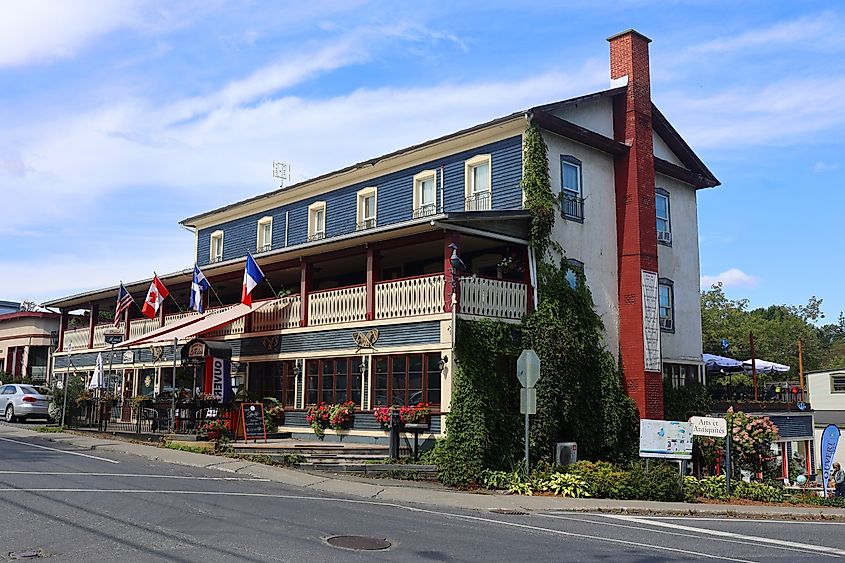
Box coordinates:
[61,274,528,351]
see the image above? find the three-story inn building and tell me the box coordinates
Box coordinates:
[47,30,718,441]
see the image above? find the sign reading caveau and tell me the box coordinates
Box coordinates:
[180,338,233,404]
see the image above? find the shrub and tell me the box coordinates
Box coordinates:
[697,475,728,500]
[535,473,591,497]
[732,481,785,503]
[683,476,702,503]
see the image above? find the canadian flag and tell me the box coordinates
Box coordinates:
[141,275,170,319]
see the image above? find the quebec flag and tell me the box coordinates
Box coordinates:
[190,264,211,313]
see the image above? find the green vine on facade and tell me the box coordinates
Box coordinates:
[438,122,638,488]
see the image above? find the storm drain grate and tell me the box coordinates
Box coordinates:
[9,550,43,559]
[489,508,528,515]
[326,536,391,551]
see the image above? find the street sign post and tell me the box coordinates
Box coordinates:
[517,349,540,473]
[517,349,540,389]
[689,416,727,438]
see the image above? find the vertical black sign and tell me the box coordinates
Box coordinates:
[241,403,267,443]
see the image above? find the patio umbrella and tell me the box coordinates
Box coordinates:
[88,352,106,390]
[742,359,790,374]
[703,353,744,372]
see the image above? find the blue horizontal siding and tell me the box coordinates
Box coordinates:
[196,135,523,266]
[768,414,813,439]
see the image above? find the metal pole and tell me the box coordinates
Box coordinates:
[524,411,530,474]
[798,338,805,401]
[725,431,732,496]
[170,337,177,433]
[750,331,758,401]
[60,371,68,428]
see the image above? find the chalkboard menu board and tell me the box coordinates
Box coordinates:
[240,403,267,444]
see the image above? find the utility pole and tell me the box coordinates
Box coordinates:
[749,331,758,401]
[798,339,805,401]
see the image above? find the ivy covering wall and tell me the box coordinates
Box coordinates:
[438,123,638,488]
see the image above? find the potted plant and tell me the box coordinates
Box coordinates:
[198,418,227,440]
[373,406,391,429]
[306,403,332,438]
[400,403,431,428]
[329,401,355,430]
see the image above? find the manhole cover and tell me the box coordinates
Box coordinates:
[489,508,528,515]
[326,536,391,551]
[9,550,43,559]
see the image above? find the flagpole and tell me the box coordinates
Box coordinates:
[121,281,145,315]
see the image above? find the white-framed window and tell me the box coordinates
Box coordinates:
[658,278,674,332]
[561,155,584,221]
[257,216,273,252]
[565,259,584,289]
[656,188,672,245]
[413,170,437,218]
[464,154,491,211]
[831,374,845,393]
[210,230,224,263]
[308,202,326,242]
[663,363,701,389]
[357,187,377,230]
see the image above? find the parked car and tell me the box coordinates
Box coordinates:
[0,384,52,422]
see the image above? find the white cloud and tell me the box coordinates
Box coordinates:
[0,0,142,67]
[690,13,842,54]
[814,161,840,173]
[700,268,759,290]
[660,75,845,149]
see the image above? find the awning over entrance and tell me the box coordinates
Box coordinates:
[119,313,205,348]
[150,299,281,343]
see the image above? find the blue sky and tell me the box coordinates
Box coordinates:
[1,1,843,321]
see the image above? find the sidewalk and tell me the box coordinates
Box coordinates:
[4,425,843,520]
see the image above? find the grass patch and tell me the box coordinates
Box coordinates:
[35,426,65,433]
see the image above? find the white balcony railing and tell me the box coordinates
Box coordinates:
[376,275,445,319]
[459,277,527,320]
[165,310,201,325]
[64,328,88,351]
[129,317,159,341]
[252,296,301,331]
[308,285,366,326]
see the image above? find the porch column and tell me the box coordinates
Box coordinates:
[159,298,166,328]
[443,232,461,313]
[780,443,789,481]
[366,246,380,321]
[87,302,99,349]
[299,260,311,327]
[58,309,69,352]
[123,308,131,341]
[522,246,534,314]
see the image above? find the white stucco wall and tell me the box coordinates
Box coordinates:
[542,131,620,356]
[549,96,614,139]
[656,173,703,365]
[653,131,685,167]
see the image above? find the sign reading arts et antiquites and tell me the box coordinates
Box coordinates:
[641,270,661,372]
[689,416,727,438]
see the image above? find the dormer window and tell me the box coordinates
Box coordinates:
[464,155,491,211]
[413,170,437,218]
[357,188,377,230]
[308,202,326,242]
[257,216,273,252]
[210,231,224,263]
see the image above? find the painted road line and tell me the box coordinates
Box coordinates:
[0,488,757,563]
[638,516,845,526]
[0,471,269,481]
[0,436,119,464]
[600,514,845,557]
[537,513,835,558]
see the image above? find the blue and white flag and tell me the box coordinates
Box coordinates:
[190,264,211,313]
[821,424,841,498]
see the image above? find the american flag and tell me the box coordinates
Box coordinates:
[114,283,134,327]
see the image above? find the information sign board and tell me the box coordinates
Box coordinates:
[639,419,692,460]
[240,403,267,444]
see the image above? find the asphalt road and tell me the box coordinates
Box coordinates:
[1,426,844,562]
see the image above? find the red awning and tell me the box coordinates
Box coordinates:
[119,313,205,348]
[146,299,281,343]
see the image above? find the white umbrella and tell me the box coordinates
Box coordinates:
[742,358,790,374]
[703,353,744,371]
[88,352,106,390]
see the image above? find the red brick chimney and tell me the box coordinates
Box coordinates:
[608,29,664,419]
